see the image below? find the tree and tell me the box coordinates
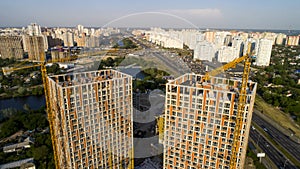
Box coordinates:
[17,87,27,95]
[33,145,49,161]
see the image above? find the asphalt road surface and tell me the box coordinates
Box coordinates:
[250,128,298,169]
[252,113,300,162]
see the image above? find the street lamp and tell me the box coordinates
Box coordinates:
[284,159,289,168]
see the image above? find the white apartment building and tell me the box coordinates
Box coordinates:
[217,46,239,63]
[231,36,244,57]
[193,40,216,61]
[256,39,273,66]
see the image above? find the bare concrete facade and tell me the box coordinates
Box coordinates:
[47,69,133,169]
[163,74,257,169]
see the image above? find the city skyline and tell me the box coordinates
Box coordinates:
[1,0,300,30]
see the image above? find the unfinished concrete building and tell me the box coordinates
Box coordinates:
[0,36,24,59]
[47,69,134,169]
[24,35,45,61]
[163,74,257,169]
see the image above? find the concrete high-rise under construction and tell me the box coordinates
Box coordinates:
[47,69,134,169]
[0,36,24,59]
[162,74,257,169]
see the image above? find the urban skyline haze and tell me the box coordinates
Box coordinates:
[1,0,300,30]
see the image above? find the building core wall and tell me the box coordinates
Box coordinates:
[163,74,257,169]
[47,69,133,169]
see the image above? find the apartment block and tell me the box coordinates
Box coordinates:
[217,46,239,63]
[193,40,216,61]
[47,70,134,169]
[0,36,24,59]
[256,39,273,66]
[25,35,45,61]
[286,36,299,46]
[163,74,257,169]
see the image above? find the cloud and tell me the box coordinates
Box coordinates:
[164,8,222,18]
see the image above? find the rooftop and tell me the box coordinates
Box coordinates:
[168,73,257,93]
[48,69,132,88]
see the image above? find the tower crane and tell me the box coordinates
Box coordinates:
[202,46,252,169]
[203,53,252,169]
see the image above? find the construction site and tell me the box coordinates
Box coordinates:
[46,69,134,169]
[162,74,257,169]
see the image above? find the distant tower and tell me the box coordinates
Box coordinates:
[217,46,239,63]
[231,36,244,56]
[62,31,74,47]
[27,23,42,36]
[25,35,45,61]
[163,74,257,169]
[256,39,273,66]
[0,36,24,59]
[77,24,84,34]
[47,70,134,169]
[194,40,216,61]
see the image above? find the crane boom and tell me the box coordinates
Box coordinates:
[203,54,249,82]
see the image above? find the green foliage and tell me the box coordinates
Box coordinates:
[98,57,125,69]
[246,148,267,169]
[33,145,49,161]
[17,87,27,95]
[0,58,17,67]
[46,63,61,75]
[133,68,169,92]
[252,45,300,124]
[32,86,44,96]
[113,38,137,49]
[0,108,48,139]
[0,107,54,168]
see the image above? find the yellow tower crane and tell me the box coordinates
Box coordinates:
[203,54,251,168]
[204,47,252,168]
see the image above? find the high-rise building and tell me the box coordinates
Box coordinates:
[47,70,134,169]
[75,33,86,47]
[217,46,239,63]
[256,39,273,66]
[25,35,45,61]
[0,36,24,59]
[27,23,42,36]
[163,74,257,169]
[193,40,216,61]
[77,25,84,34]
[47,36,63,48]
[275,33,287,45]
[63,31,74,47]
[286,36,299,46]
[231,36,244,57]
[205,31,216,43]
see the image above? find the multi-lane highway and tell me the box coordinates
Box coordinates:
[252,113,300,162]
[250,128,298,169]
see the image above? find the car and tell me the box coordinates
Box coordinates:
[263,128,268,132]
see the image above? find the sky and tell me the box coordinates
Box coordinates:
[1,0,300,30]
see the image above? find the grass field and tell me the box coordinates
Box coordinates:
[255,94,300,138]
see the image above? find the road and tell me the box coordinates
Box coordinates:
[250,128,298,169]
[252,113,300,162]
[132,37,191,76]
